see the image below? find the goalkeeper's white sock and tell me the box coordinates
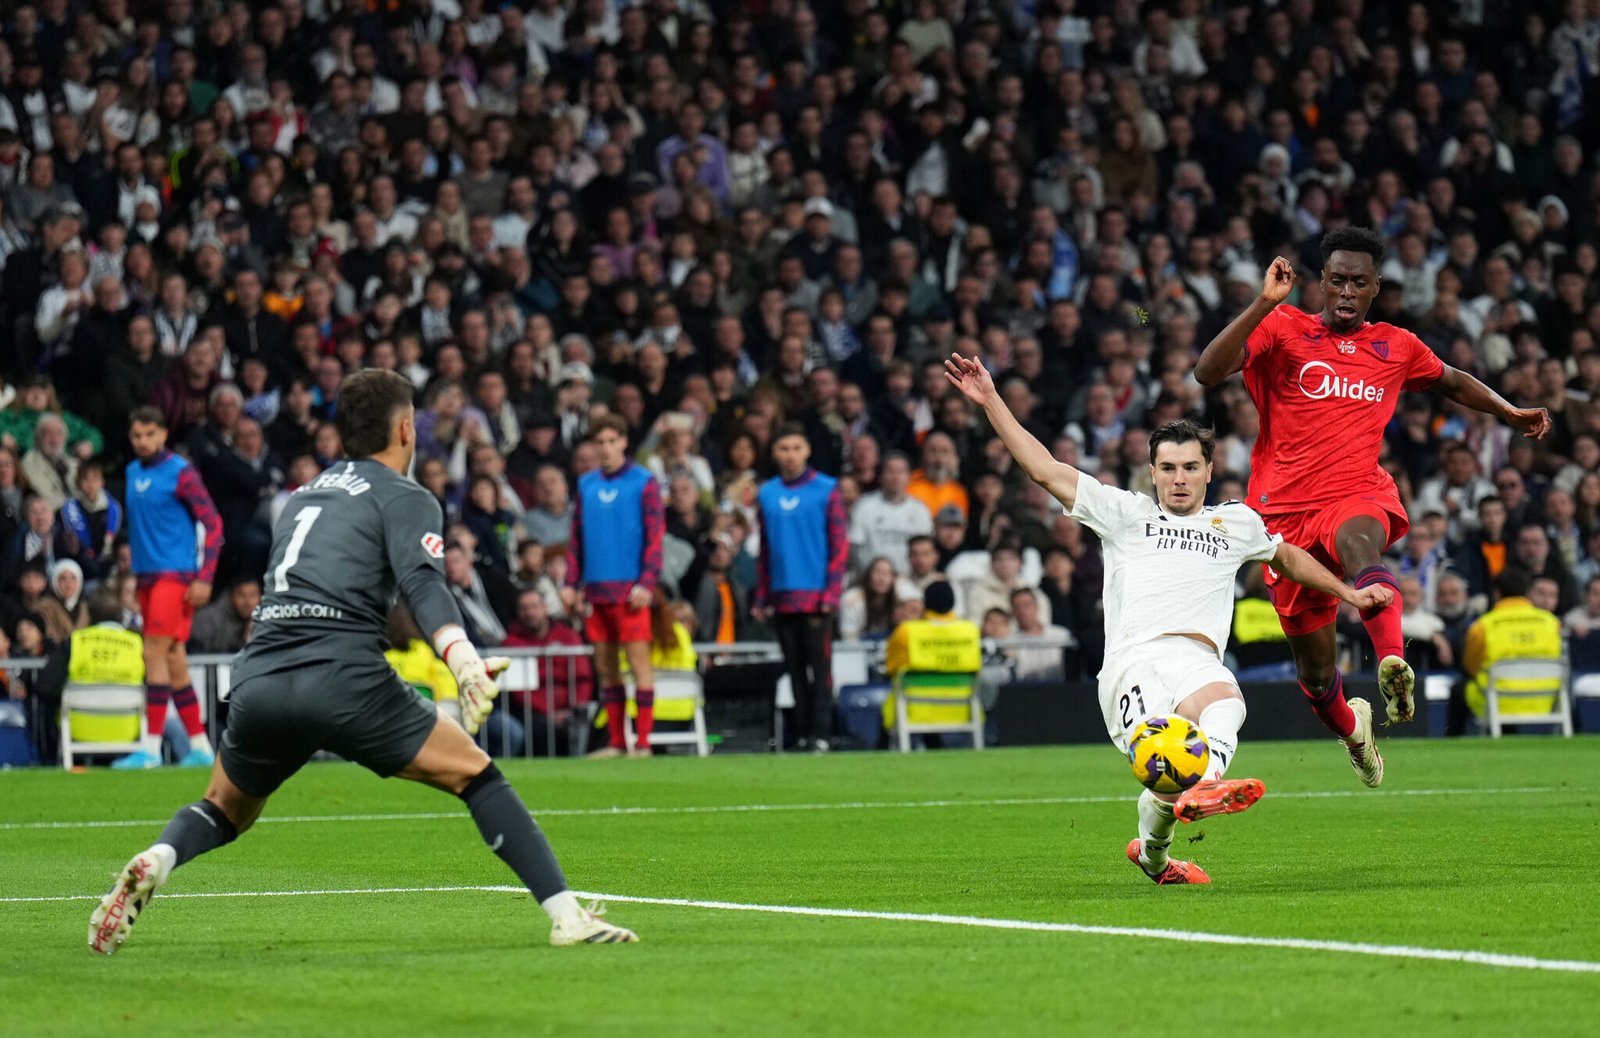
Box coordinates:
[1137,789,1177,873]
[1197,698,1247,781]
[540,890,586,927]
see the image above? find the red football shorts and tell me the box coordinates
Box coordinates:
[138,577,196,642]
[585,601,651,645]
[1262,496,1409,636]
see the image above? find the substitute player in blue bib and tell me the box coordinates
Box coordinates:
[754,423,848,751]
[563,414,664,757]
[89,370,636,953]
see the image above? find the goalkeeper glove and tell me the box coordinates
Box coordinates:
[434,625,511,736]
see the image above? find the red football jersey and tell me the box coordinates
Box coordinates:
[1241,304,1444,515]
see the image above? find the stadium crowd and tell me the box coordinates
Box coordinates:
[2,0,1599,761]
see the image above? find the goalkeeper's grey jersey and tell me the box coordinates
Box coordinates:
[236,458,462,675]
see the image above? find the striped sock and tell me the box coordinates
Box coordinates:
[171,685,206,738]
[1301,668,1357,740]
[634,687,655,748]
[1354,565,1404,662]
[602,685,628,749]
[144,684,172,752]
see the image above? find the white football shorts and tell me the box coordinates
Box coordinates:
[1097,635,1241,753]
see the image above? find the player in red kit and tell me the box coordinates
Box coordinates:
[1196,228,1550,786]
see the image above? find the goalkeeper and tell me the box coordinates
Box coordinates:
[90,370,636,954]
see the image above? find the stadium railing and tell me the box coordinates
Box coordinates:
[0,638,1080,764]
[177,636,1075,757]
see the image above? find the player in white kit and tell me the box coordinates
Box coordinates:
[944,355,1392,884]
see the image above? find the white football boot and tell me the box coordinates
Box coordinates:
[1377,655,1416,724]
[550,901,639,946]
[88,844,177,955]
[1344,697,1385,788]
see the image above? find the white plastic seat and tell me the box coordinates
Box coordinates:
[1484,658,1573,737]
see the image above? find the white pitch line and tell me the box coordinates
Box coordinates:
[3,882,1597,975]
[0,785,1567,832]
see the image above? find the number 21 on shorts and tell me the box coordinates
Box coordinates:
[273,506,323,592]
[1119,684,1146,730]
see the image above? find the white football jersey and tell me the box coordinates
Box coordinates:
[1067,477,1282,665]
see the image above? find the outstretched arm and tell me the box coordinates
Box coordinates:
[1433,365,1552,439]
[1271,541,1394,611]
[1195,257,1296,385]
[944,354,1082,510]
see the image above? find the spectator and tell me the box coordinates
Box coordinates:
[907,431,968,521]
[0,446,24,546]
[34,249,94,354]
[150,334,223,445]
[0,376,104,457]
[1510,523,1578,613]
[848,450,932,576]
[11,613,67,765]
[3,496,72,588]
[20,413,79,511]
[501,587,594,755]
[1563,576,1600,640]
[1415,443,1496,540]
[101,316,170,442]
[524,464,575,547]
[839,556,916,642]
[443,542,514,647]
[688,531,751,645]
[461,473,522,572]
[962,544,1049,627]
[186,384,274,586]
[1399,574,1452,670]
[188,578,261,655]
[755,423,848,752]
[47,558,88,633]
[1006,587,1071,683]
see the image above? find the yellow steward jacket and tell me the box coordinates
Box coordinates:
[67,624,145,687]
[884,612,983,727]
[1463,597,1562,716]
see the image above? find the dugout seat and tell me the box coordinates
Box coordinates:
[59,684,146,768]
[1483,658,1573,737]
[887,671,985,752]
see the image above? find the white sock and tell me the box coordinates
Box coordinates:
[1137,789,1177,871]
[141,731,162,756]
[1197,698,1247,781]
[539,889,585,926]
[188,732,214,755]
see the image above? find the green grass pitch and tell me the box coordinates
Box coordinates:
[3,738,1598,1037]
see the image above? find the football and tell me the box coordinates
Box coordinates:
[1127,716,1210,794]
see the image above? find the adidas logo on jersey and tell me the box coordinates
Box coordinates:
[1297,360,1385,402]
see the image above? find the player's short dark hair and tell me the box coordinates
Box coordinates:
[908,534,935,551]
[1148,419,1215,465]
[1321,226,1385,267]
[773,421,808,444]
[129,406,165,429]
[338,369,416,458]
[588,413,629,442]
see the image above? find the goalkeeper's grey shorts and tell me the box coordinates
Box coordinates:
[219,659,438,798]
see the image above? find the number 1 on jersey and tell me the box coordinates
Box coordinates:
[273,506,323,592]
